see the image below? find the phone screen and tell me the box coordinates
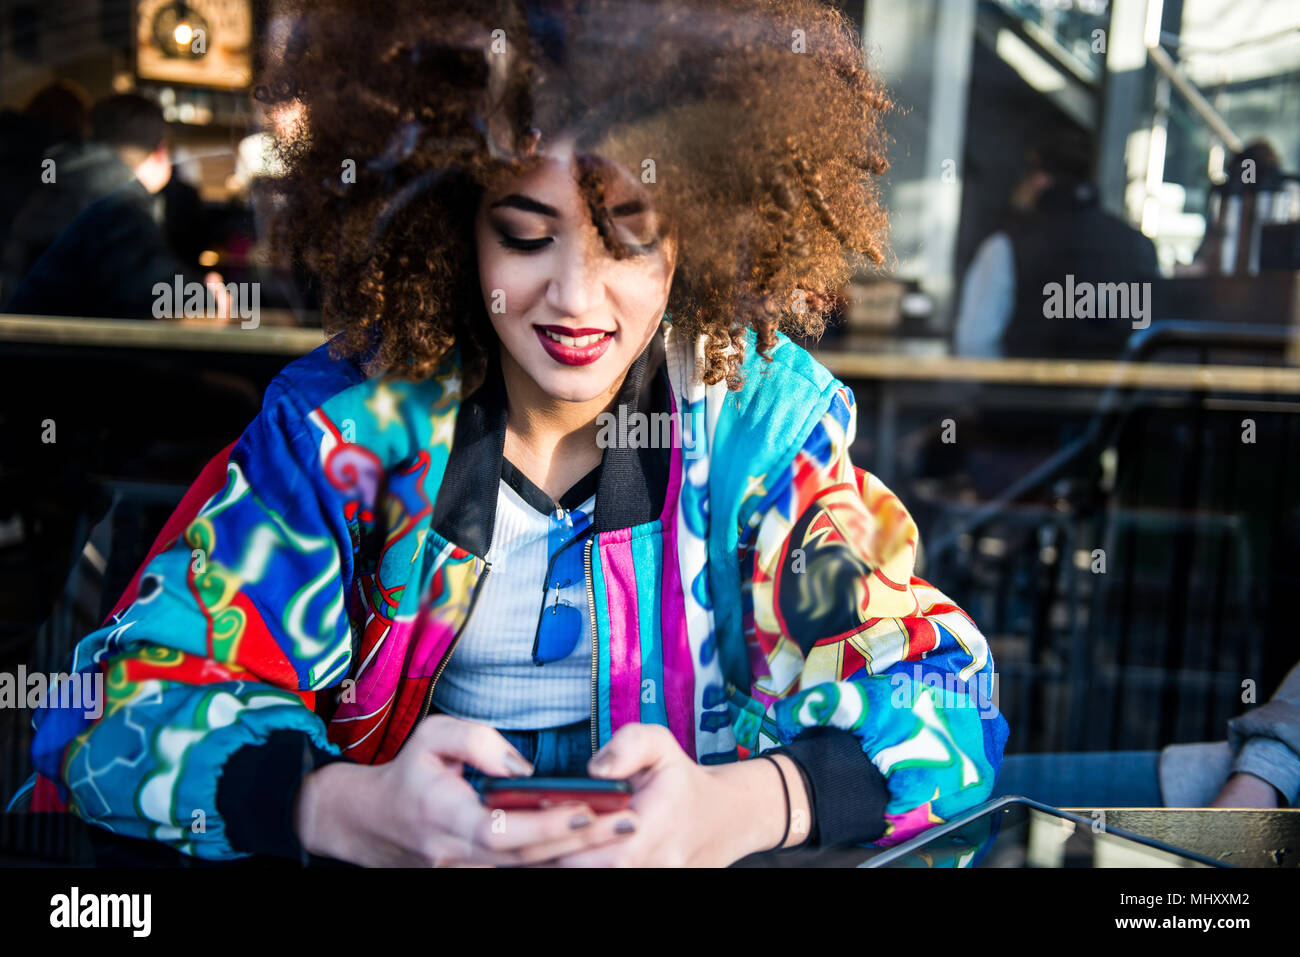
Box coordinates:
[479,776,632,813]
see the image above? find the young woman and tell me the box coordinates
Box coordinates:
[25,0,1006,866]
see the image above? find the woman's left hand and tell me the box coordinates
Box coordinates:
[537,723,782,867]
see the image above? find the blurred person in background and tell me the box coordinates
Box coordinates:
[18,80,92,148]
[3,93,229,319]
[953,125,1159,360]
[223,96,322,317]
[161,162,210,273]
[3,94,166,295]
[1185,139,1286,277]
[0,81,91,299]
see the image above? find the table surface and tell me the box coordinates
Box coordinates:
[1061,807,1300,868]
[6,314,1300,394]
[6,807,1296,867]
[0,312,321,355]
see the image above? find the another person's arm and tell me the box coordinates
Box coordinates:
[1211,662,1300,808]
[953,231,1015,358]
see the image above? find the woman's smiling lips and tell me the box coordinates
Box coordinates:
[534,324,615,365]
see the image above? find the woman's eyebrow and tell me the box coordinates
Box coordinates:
[489,193,558,217]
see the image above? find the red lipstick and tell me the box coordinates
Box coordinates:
[534,325,614,366]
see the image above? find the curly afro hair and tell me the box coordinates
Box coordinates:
[257,0,892,389]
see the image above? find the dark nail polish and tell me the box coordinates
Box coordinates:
[614,818,636,835]
[570,814,593,830]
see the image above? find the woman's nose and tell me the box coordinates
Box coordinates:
[545,233,606,317]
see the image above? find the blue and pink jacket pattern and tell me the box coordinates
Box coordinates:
[24,321,1007,858]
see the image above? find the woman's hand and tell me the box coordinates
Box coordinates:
[292,714,639,866]
[538,723,812,867]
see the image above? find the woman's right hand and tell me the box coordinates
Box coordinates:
[291,714,639,866]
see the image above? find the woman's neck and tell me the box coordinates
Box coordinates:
[498,351,624,503]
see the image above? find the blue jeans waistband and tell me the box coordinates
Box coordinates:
[429,705,594,790]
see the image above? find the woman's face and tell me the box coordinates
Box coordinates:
[474,136,676,404]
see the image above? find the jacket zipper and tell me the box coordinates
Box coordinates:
[415,561,493,729]
[585,537,599,754]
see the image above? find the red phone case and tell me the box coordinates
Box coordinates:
[482,786,631,813]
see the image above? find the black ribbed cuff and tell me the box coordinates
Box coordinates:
[215,729,353,860]
[767,727,888,846]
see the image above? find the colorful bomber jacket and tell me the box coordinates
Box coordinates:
[23,320,1007,860]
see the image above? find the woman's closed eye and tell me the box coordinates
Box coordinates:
[496,229,554,252]
[491,217,662,256]
[488,205,554,252]
[495,226,660,257]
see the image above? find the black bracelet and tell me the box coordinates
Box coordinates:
[758,754,791,852]
[785,755,816,846]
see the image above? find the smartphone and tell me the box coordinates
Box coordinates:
[479,776,632,813]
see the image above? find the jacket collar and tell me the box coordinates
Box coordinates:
[432,328,671,557]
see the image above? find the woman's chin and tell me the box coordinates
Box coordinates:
[511,346,625,404]
[534,372,620,404]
